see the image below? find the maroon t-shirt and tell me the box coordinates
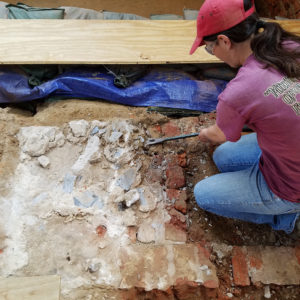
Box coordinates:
[216,52,300,202]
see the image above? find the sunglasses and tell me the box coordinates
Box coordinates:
[204,40,217,55]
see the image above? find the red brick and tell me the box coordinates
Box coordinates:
[165,153,187,168]
[203,279,218,289]
[168,208,186,231]
[248,253,263,270]
[166,165,185,189]
[166,189,187,214]
[169,208,186,223]
[166,189,181,201]
[174,200,187,215]
[177,152,187,167]
[232,246,250,286]
[151,289,174,300]
[0,249,3,254]
[204,288,218,299]
[96,225,107,238]
[175,278,198,287]
[162,121,181,137]
[196,244,211,260]
[174,278,202,300]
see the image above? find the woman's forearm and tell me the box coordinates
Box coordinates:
[198,124,227,144]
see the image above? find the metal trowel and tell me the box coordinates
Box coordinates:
[145,133,199,146]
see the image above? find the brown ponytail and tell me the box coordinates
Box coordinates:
[251,21,300,79]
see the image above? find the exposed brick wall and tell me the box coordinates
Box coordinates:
[256,0,300,19]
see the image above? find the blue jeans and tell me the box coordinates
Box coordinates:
[194,133,300,233]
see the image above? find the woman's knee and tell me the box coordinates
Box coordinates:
[194,178,216,209]
[212,142,230,171]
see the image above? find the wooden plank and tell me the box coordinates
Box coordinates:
[9,0,204,18]
[0,20,298,65]
[0,20,218,64]
[0,275,60,300]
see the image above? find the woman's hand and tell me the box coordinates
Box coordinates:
[198,124,226,144]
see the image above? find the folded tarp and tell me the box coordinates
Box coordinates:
[0,66,227,112]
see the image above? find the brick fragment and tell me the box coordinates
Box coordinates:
[231,246,250,286]
[175,200,187,215]
[168,208,186,230]
[162,121,181,137]
[173,278,202,300]
[148,125,162,138]
[96,225,107,238]
[177,152,187,167]
[166,165,185,189]
[166,189,187,214]
[145,168,163,184]
[203,279,218,289]
[150,288,174,300]
[165,153,187,168]
[196,244,211,261]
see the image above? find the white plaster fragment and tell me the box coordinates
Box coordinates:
[108,185,125,203]
[264,286,271,299]
[55,132,65,147]
[38,155,50,168]
[71,135,100,175]
[124,189,140,207]
[138,186,158,213]
[88,150,102,164]
[17,126,60,156]
[69,120,89,137]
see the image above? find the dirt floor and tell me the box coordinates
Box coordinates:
[0,99,299,299]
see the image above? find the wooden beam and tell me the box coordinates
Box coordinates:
[0,20,218,64]
[0,20,298,65]
[9,0,204,18]
[0,275,60,300]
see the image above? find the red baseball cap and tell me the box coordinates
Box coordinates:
[190,0,256,54]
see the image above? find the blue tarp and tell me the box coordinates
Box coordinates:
[0,66,227,112]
